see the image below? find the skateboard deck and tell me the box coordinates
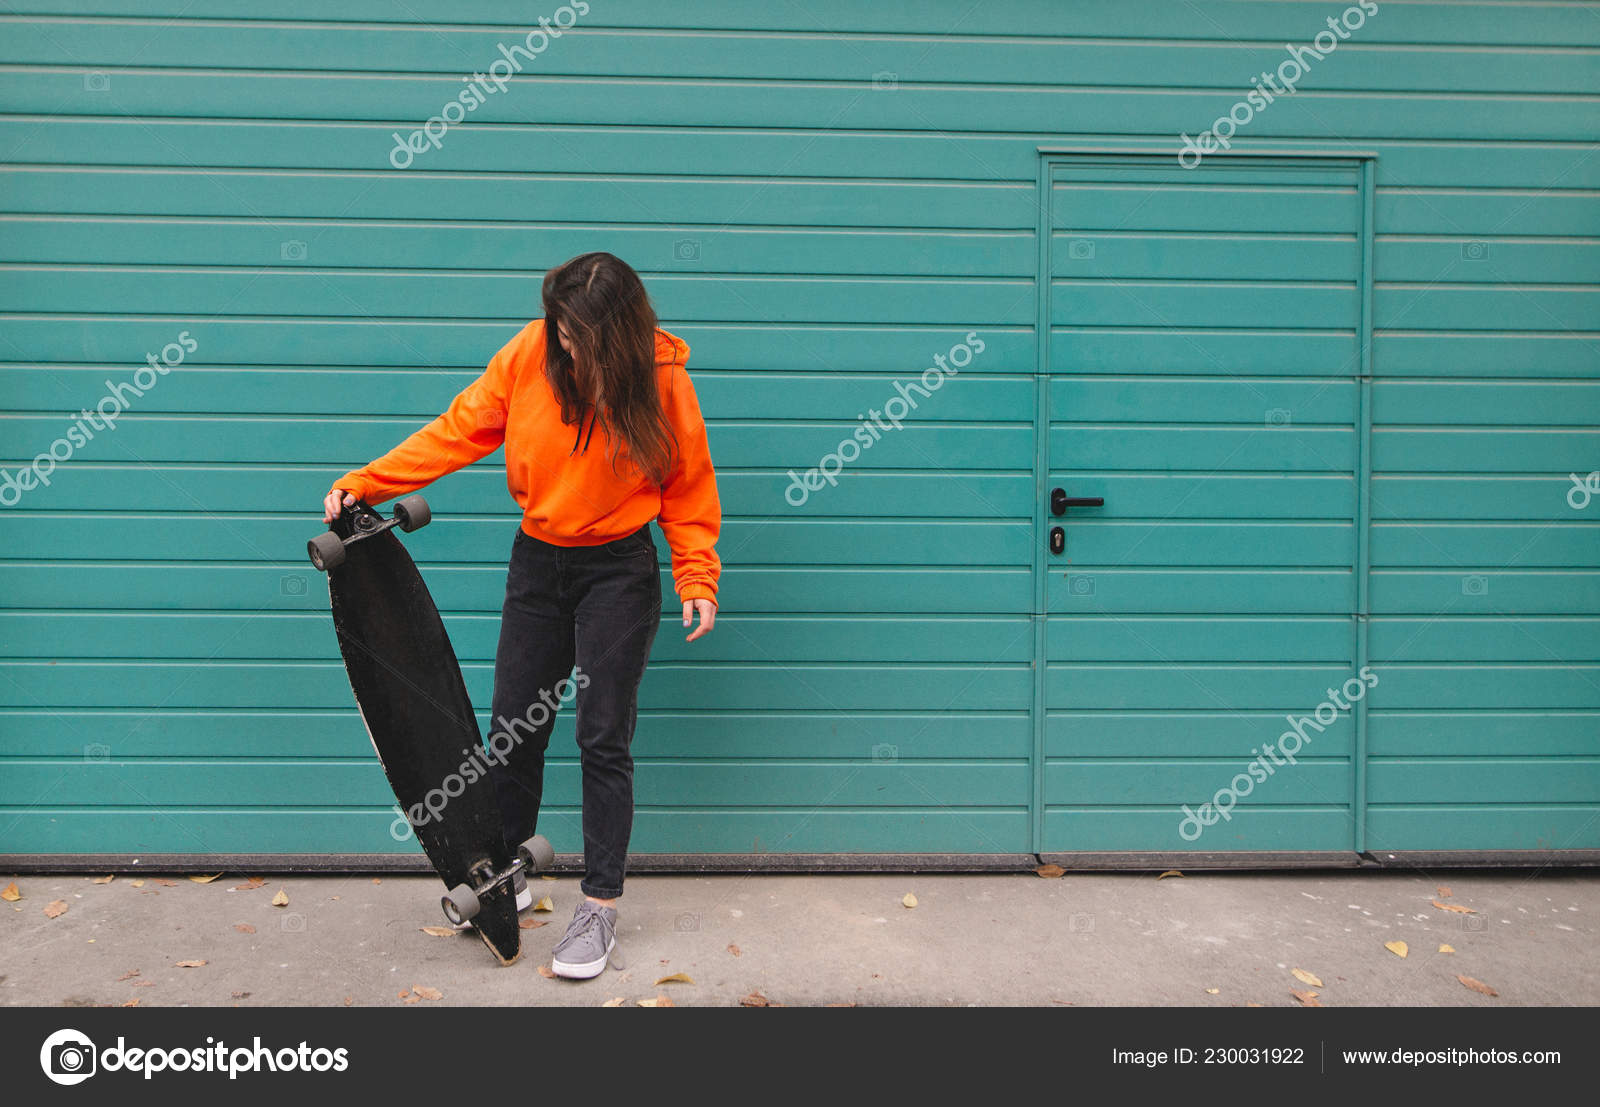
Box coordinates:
[309,497,533,965]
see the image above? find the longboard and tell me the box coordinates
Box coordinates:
[308,495,552,965]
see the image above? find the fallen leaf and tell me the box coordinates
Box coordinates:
[519,918,548,930]
[1,881,19,901]
[1034,864,1065,879]
[92,874,115,885]
[825,1002,857,1007]
[118,969,141,981]
[727,943,741,957]
[122,999,140,1008]
[233,923,256,934]
[533,895,554,912]
[1291,968,1323,987]
[1205,988,1219,994]
[1457,975,1498,997]
[1290,989,1323,1007]
[271,890,289,907]
[411,985,442,1001]
[740,991,771,1007]
[397,990,409,999]
[131,981,154,988]
[129,880,145,889]
[1246,1002,1264,1007]
[343,996,353,1007]
[175,960,207,968]
[189,873,223,884]
[637,994,675,1008]
[372,878,381,884]
[230,991,250,999]
[601,996,627,1007]
[153,878,176,887]
[902,893,918,908]
[1432,900,1476,914]
[654,972,694,986]
[1385,940,1408,958]
[44,899,68,919]
[537,965,556,979]
[1436,885,1452,898]
[419,926,459,938]
[233,877,266,891]
[1438,944,1456,954]
[1157,869,1183,880]
[402,994,421,1004]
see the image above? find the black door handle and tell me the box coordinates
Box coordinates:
[1050,488,1104,516]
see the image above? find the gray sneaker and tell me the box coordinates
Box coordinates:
[550,900,617,979]
[512,870,532,913]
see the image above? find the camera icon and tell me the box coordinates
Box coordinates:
[280,240,308,262]
[280,574,307,596]
[672,238,700,262]
[1069,912,1095,933]
[281,913,307,933]
[1462,241,1488,261]
[870,742,898,763]
[478,408,505,429]
[1067,239,1095,260]
[40,1029,97,1086]
[1068,575,1095,597]
[1265,408,1293,428]
[1462,914,1487,932]
[83,72,109,92]
[674,912,700,932]
[1461,574,1489,596]
[83,743,111,761]
[872,71,898,90]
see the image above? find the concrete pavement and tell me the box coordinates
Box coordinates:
[2,868,1595,1007]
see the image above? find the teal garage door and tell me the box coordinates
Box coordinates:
[1039,154,1370,858]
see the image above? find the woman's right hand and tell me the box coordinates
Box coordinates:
[323,489,356,523]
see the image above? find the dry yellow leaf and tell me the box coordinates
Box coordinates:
[174,960,207,968]
[1385,940,1408,958]
[233,923,256,934]
[1289,989,1323,1007]
[1438,944,1456,954]
[1034,864,1065,878]
[1432,900,1476,914]
[902,893,918,908]
[411,985,442,1000]
[537,965,556,979]
[1457,975,1498,997]
[92,874,115,885]
[541,874,558,881]
[533,895,554,912]
[1205,988,1219,995]
[637,994,675,1008]
[519,918,548,930]
[270,890,289,907]
[727,943,741,957]
[654,972,694,986]
[117,969,140,981]
[43,899,68,919]
[1291,968,1323,987]
[402,994,421,1004]
[1436,885,1452,898]
[1157,870,1183,880]
[601,996,627,1007]
[1,881,19,901]
[122,999,140,1008]
[343,996,353,1007]
[189,873,223,884]
[419,926,459,938]
[740,991,771,1007]
[129,880,145,888]
[233,877,265,891]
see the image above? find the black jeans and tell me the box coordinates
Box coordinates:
[487,523,661,900]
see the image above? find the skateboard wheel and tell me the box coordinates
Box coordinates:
[307,531,346,572]
[442,883,480,926]
[394,494,431,532]
[518,835,555,875]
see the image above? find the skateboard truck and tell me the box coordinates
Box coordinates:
[307,494,432,572]
[441,835,556,927]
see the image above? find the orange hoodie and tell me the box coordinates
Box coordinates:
[330,319,721,604]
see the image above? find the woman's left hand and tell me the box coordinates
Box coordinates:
[683,598,717,642]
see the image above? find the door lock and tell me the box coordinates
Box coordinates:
[1049,526,1065,555]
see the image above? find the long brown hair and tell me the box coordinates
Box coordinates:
[541,252,678,486]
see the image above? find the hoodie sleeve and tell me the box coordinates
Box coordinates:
[654,334,722,605]
[329,325,526,505]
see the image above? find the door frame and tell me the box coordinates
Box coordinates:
[1029,146,1378,862]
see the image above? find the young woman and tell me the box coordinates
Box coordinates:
[322,252,720,979]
